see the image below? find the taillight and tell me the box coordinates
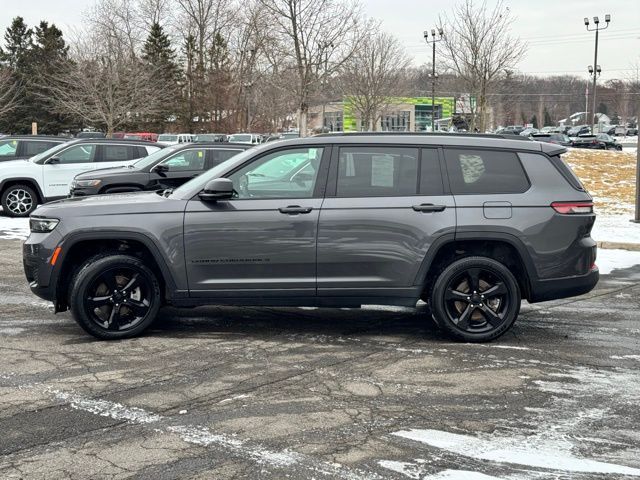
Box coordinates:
[551,201,594,214]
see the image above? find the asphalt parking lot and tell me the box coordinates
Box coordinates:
[1,235,640,480]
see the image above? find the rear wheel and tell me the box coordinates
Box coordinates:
[430,256,521,342]
[1,184,38,217]
[69,254,161,340]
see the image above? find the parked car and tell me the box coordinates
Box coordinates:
[572,133,622,151]
[70,143,250,197]
[24,132,598,342]
[601,125,617,136]
[0,139,163,217]
[531,133,573,147]
[567,125,591,137]
[539,126,554,134]
[519,128,539,137]
[496,126,525,135]
[157,133,195,145]
[195,133,227,143]
[626,126,638,136]
[0,135,69,163]
[228,133,263,145]
[76,131,106,139]
[124,132,159,142]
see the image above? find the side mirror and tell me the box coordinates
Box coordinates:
[199,178,234,202]
[48,157,61,164]
[151,164,169,175]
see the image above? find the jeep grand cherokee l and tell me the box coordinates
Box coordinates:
[23,133,598,342]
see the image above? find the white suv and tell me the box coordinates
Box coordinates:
[157,133,195,145]
[0,139,162,217]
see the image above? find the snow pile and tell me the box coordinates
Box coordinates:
[0,216,29,240]
[596,248,640,274]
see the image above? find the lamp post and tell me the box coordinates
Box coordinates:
[424,28,444,132]
[584,14,610,133]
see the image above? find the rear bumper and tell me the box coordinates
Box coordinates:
[528,267,599,303]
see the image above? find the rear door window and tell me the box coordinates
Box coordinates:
[23,140,60,156]
[209,148,243,167]
[337,147,418,197]
[99,145,138,162]
[444,149,529,194]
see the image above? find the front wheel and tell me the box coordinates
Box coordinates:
[69,254,161,339]
[1,184,38,217]
[430,256,521,342]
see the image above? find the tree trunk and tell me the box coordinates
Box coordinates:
[298,104,308,137]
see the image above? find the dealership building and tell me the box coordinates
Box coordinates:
[309,96,470,133]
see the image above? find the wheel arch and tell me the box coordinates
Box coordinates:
[415,233,536,301]
[0,178,45,203]
[53,231,181,312]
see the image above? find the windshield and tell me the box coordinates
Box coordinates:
[30,142,69,163]
[134,144,180,169]
[229,134,252,143]
[158,134,178,142]
[171,147,257,198]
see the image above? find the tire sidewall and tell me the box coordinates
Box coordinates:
[431,256,521,342]
[1,184,38,217]
[70,255,161,340]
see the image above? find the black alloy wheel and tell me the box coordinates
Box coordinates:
[431,256,520,342]
[70,255,161,339]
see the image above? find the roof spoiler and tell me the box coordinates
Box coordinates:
[540,143,567,156]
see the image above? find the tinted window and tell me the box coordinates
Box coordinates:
[100,145,138,162]
[210,148,242,166]
[229,147,323,199]
[445,149,529,194]
[337,147,418,197]
[23,140,60,156]
[0,139,18,157]
[55,144,95,164]
[420,148,444,195]
[161,149,207,171]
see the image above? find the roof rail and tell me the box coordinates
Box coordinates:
[313,131,533,141]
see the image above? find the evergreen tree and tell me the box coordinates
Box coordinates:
[0,17,33,69]
[142,23,181,131]
[530,115,538,129]
[543,108,552,127]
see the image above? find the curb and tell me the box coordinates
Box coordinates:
[597,241,640,252]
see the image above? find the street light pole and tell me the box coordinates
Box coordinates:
[585,14,610,133]
[424,28,443,132]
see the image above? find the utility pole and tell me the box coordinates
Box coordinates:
[584,14,610,133]
[320,42,333,133]
[424,28,444,132]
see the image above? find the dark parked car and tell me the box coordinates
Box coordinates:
[25,132,598,342]
[0,135,69,162]
[572,133,622,150]
[70,142,250,197]
[531,133,573,147]
[76,132,106,139]
[567,125,591,137]
[496,126,525,135]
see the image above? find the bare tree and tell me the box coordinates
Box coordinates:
[257,0,366,136]
[0,68,20,121]
[339,31,411,131]
[41,35,170,135]
[438,0,526,131]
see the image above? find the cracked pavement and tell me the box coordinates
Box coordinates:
[1,237,640,479]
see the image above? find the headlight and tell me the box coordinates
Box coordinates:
[30,218,60,233]
[74,179,101,187]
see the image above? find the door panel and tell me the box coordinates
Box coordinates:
[43,144,96,198]
[184,198,322,296]
[317,146,455,297]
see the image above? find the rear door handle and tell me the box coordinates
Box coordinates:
[412,203,446,213]
[278,205,313,215]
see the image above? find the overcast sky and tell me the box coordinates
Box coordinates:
[1,0,639,82]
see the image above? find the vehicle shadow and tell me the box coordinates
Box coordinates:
[146,304,448,342]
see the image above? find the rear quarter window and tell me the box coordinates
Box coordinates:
[444,149,529,194]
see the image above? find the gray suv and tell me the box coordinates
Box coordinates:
[23,133,599,342]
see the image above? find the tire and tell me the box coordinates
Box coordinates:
[69,254,162,340]
[430,256,521,342]
[1,184,38,217]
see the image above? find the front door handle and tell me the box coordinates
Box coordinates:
[278,205,313,215]
[412,203,446,213]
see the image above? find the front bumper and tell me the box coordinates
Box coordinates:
[23,231,63,303]
[68,186,99,197]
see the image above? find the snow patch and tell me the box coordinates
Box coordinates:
[592,215,640,245]
[596,249,640,274]
[0,216,29,240]
[392,428,640,476]
[55,390,163,423]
